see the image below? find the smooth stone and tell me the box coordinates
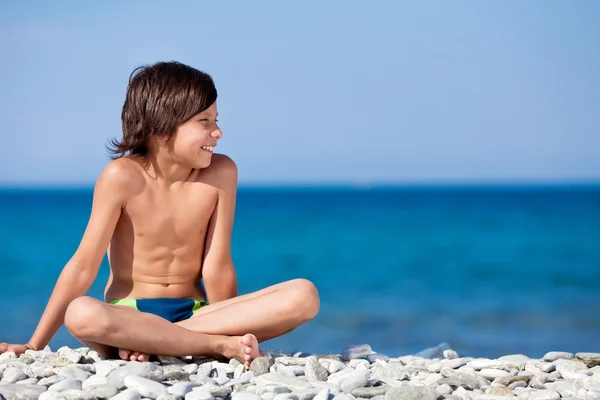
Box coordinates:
[508,381,528,390]
[60,389,97,400]
[288,366,306,376]
[124,375,168,399]
[108,362,164,389]
[367,354,390,364]
[528,390,560,400]
[198,383,232,398]
[537,363,556,373]
[342,345,372,361]
[0,353,16,361]
[188,375,213,386]
[38,375,66,386]
[1,367,27,384]
[87,384,118,398]
[48,378,81,392]
[255,372,314,391]
[310,381,342,394]
[277,358,308,366]
[0,384,47,400]
[312,388,330,400]
[545,380,576,397]
[156,394,178,400]
[168,381,193,397]
[479,369,511,380]
[470,359,505,371]
[426,362,442,373]
[39,392,67,400]
[231,392,274,400]
[110,390,143,400]
[487,386,514,396]
[498,355,529,365]
[424,373,442,386]
[436,384,453,395]
[443,350,459,360]
[54,366,92,382]
[529,374,550,389]
[495,375,530,386]
[213,376,230,385]
[443,359,467,370]
[163,366,190,381]
[278,364,299,377]
[524,361,543,374]
[273,394,298,400]
[250,357,273,377]
[56,347,82,364]
[385,386,435,400]
[543,352,574,362]
[576,353,600,368]
[226,371,254,387]
[351,386,389,398]
[375,363,407,380]
[94,361,120,378]
[292,388,321,400]
[348,359,371,368]
[327,361,346,374]
[196,364,213,378]
[305,357,328,382]
[555,360,590,380]
[183,364,199,375]
[81,374,108,390]
[185,390,214,400]
[233,364,245,379]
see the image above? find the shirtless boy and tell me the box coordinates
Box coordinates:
[0,61,320,368]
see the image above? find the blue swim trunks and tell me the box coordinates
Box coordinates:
[109,298,209,323]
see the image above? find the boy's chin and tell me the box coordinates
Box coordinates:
[192,159,212,169]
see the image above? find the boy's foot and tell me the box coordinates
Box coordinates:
[118,348,151,362]
[116,333,259,368]
[223,333,260,369]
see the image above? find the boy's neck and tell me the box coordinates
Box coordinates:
[143,151,194,186]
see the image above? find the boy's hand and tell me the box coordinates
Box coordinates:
[0,342,34,357]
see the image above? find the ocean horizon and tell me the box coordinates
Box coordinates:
[1,184,599,359]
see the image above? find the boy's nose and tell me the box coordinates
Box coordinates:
[212,128,222,139]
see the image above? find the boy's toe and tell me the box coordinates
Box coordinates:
[119,349,131,360]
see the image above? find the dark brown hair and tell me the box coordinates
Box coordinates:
[107,61,217,158]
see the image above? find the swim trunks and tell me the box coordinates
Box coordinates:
[109,298,209,323]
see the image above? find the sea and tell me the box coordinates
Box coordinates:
[0,185,599,359]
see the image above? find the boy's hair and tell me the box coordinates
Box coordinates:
[108,61,217,158]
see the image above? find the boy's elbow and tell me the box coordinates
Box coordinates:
[203,264,237,303]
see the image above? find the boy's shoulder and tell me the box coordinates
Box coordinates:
[198,153,238,188]
[95,157,146,196]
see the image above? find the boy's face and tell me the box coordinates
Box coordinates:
[169,102,221,169]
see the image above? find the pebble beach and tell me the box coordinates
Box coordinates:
[0,344,599,400]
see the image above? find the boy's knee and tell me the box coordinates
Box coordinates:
[289,278,320,321]
[64,296,108,338]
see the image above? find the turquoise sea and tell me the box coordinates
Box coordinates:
[0,185,599,358]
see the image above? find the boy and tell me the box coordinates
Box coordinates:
[0,61,320,368]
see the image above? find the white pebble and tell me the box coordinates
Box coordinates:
[436,384,453,395]
[479,368,511,380]
[124,375,168,398]
[111,388,143,400]
[186,389,214,400]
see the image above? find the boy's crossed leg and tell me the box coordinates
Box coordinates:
[64,279,319,366]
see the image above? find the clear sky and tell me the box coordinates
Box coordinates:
[1,1,599,186]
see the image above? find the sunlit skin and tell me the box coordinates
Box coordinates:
[0,102,320,367]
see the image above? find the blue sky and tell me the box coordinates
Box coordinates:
[0,1,599,186]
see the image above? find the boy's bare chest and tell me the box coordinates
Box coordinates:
[122,186,218,244]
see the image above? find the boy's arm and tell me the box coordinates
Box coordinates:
[26,162,133,350]
[202,155,239,303]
